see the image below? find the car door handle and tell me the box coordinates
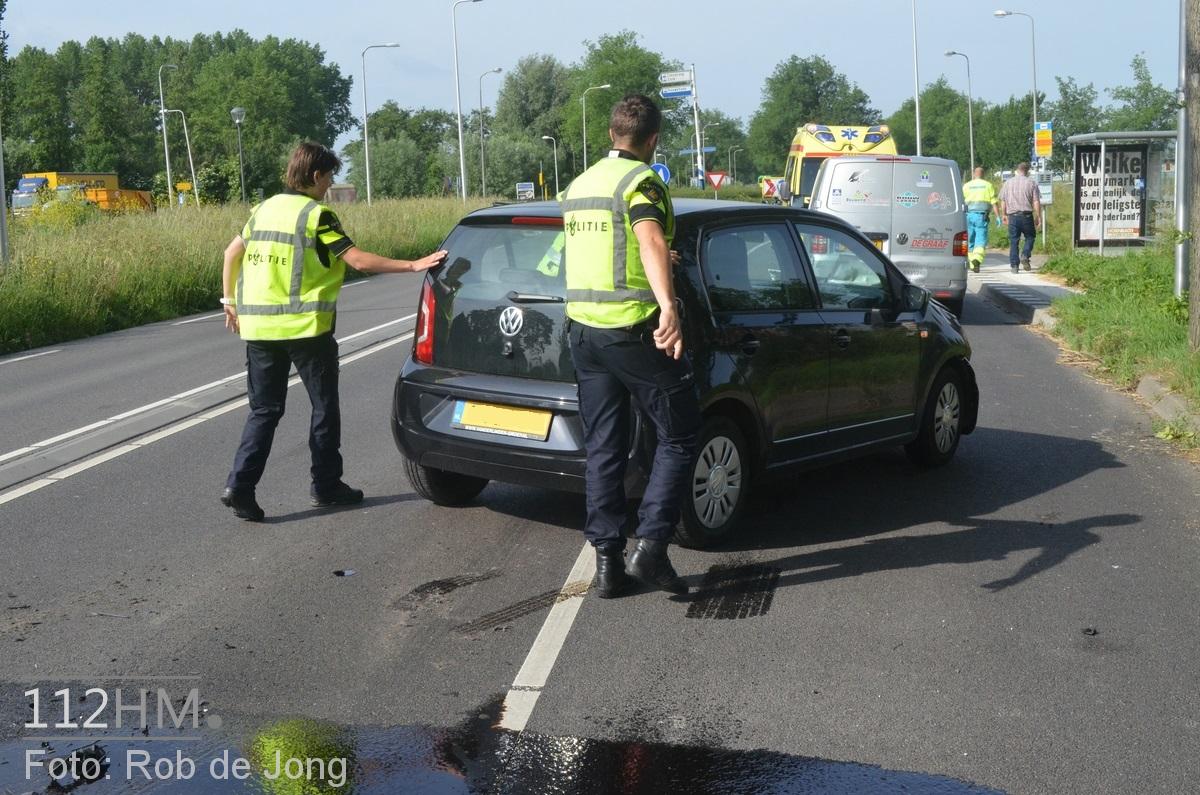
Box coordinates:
[739,335,760,355]
[832,329,851,349]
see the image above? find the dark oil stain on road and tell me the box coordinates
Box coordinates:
[685,562,781,620]
[0,695,1004,794]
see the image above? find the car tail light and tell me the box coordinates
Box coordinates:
[414,278,435,365]
[953,232,968,257]
[811,234,828,254]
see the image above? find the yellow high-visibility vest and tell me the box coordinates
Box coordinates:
[963,178,998,214]
[236,193,345,340]
[560,155,674,328]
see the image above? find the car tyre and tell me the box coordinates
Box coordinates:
[905,366,964,467]
[403,457,487,506]
[676,416,751,549]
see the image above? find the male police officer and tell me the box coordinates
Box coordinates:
[560,94,699,598]
[962,166,1000,273]
[219,142,446,521]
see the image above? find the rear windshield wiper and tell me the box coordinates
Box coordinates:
[506,291,564,303]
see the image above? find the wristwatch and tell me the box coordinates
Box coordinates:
[219,297,235,306]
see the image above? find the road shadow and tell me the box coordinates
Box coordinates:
[264,492,424,524]
[674,512,1138,602]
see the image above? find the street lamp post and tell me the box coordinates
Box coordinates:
[945,51,975,169]
[542,136,559,195]
[994,10,1038,142]
[361,42,400,206]
[701,121,721,159]
[581,83,611,167]
[230,107,246,203]
[451,0,483,199]
[163,109,200,207]
[729,146,743,183]
[911,0,923,156]
[158,63,178,207]
[995,8,1043,248]
[479,67,502,196]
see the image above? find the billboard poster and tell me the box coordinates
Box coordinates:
[1073,144,1147,247]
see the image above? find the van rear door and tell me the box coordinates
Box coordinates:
[812,160,894,255]
[888,161,965,291]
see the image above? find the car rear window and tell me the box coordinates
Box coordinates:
[822,161,891,212]
[436,223,566,300]
[893,163,960,216]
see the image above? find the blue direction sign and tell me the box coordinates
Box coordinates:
[678,146,716,155]
[651,162,671,184]
[660,86,693,100]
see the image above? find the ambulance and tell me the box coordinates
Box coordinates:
[782,123,897,207]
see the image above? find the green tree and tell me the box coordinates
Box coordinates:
[493,54,574,141]
[1106,53,1175,131]
[747,55,880,175]
[886,77,976,170]
[559,31,683,172]
[975,95,1035,172]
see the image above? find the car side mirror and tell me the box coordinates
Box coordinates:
[901,283,930,313]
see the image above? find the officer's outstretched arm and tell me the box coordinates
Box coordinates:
[342,247,448,274]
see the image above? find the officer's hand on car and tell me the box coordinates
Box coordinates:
[411,250,449,272]
[669,250,681,267]
[653,306,684,360]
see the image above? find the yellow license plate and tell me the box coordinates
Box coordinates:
[872,238,885,251]
[452,400,552,441]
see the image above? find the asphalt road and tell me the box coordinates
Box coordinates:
[1,277,1198,794]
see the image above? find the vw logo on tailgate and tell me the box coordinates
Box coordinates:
[498,306,524,337]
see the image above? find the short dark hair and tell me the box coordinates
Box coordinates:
[609,94,662,146]
[285,142,341,191]
[1016,162,1030,174]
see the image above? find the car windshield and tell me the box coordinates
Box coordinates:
[11,194,34,209]
[436,223,566,302]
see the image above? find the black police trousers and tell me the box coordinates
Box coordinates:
[226,333,343,492]
[568,320,700,550]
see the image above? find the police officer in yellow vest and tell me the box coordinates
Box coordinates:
[962,166,1000,273]
[219,142,446,521]
[561,95,699,598]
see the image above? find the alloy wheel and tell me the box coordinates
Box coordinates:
[933,381,961,453]
[692,435,743,529]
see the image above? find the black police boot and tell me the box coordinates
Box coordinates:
[311,480,365,508]
[627,538,688,595]
[594,548,634,599]
[221,487,264,522]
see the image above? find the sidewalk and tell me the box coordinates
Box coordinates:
[969,250,1079,329]
[971,248,1200,437]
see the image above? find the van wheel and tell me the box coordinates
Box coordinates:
[403,457,487,506]
[676,416,751,548]
[905,367,963,467]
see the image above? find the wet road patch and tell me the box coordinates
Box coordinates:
[685,563,781,620]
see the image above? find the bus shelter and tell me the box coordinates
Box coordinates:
[1066,131,1177,255]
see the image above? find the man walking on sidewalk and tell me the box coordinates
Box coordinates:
[999,162,1041,273]
[962,167,1000,273]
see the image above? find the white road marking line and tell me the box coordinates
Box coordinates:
[0,478,56,506]
[337,313,416,343]
[172,313,224,326]
[499,543,596,732]
[0,349,62,366]
[0,317,416,464]
[0,332,414,507]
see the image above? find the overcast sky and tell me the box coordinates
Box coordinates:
[7,0,1181,151]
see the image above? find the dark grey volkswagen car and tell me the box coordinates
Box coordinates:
[392,200,978,547]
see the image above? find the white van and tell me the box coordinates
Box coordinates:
[808,155,968,316]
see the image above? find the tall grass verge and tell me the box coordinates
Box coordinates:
[1041,246,1200,405]
[0,197,486,354]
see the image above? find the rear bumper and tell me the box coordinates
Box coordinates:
[392,359,648,495]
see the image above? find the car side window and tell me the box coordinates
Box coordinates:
[701,224,815,312]
[794,225,892,310]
